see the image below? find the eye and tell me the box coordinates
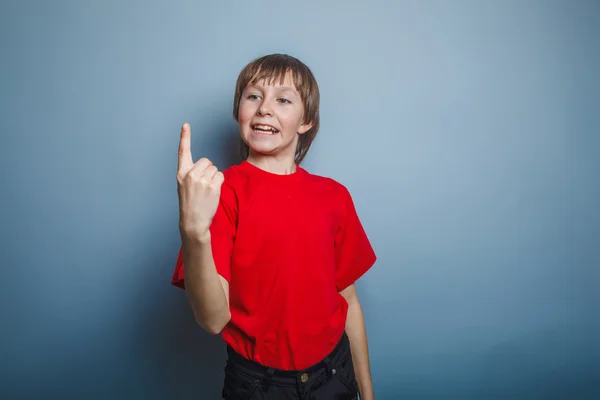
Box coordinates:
[278,98,291,104]
[247,94,261,100]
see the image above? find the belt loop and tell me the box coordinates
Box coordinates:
[263,367,275,392]
[322,356,333,378]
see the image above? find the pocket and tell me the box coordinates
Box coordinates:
[334,363,359,393]
[222,366,262,400]
[308,365,358,399]
[332,353,360,397]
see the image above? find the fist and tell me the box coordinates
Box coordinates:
[176,123,224,236]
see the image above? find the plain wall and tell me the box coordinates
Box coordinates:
[1,0,598,398]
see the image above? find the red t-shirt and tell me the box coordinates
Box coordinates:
[171,160,376,370]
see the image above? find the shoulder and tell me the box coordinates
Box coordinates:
[301,168,352,200]
[221,163,244,181]
[215,164,246,206]
[219,163,250,189]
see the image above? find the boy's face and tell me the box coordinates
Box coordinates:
[238,71,312,162]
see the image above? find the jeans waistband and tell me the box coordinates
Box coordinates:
[225,332,350,386]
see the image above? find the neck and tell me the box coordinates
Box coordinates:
[246,152,297,175]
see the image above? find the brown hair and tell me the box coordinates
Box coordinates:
[232,54,320,165]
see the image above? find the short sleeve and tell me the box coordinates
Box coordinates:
[171,180,238,289]
[334,187,377,292]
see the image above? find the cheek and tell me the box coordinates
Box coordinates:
[280,110,304,130]
[238,102,255,123]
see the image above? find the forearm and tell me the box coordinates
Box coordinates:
[181,230,230,334]
[345,295,374,400]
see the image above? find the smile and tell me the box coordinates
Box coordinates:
[252,124,280,135]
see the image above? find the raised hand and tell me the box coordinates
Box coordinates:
[176,123,224,237]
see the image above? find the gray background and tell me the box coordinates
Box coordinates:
[1,0,599,398]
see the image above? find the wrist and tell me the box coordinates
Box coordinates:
[180,227,212,244]
[359,390,374,400]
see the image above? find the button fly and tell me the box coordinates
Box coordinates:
[300,372,309,383]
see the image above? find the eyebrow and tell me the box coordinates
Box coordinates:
[246,84,298,96]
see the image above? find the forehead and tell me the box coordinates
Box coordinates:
[247,70,300,92]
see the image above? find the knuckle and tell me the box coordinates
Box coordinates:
[186,171,197,182]
[208,181,218,190]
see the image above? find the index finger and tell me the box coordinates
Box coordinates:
[178,123,193,171]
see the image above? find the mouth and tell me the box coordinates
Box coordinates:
[251,124,280,135]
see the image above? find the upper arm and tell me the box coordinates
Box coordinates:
[334,186,377,292]
[339,283,358,306]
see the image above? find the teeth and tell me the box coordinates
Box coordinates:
[253,125,278,132]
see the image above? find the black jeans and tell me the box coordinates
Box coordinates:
[222,332,359,400]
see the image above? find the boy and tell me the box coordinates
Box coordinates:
[172,54,377,400]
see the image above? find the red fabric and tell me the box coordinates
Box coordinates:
[171,161,376,370]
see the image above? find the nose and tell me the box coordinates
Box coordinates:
[257,99,272,117]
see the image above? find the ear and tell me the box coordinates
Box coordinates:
[298,121,313,135]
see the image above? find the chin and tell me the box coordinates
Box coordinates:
[242,134,276,151]
[247,143,278,156]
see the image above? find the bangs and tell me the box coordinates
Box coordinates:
[242,55,306,92]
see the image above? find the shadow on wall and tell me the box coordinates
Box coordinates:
[374,323,599,399]
[471,324,600,399]
[134,121,241,398]
[135,285,225,398]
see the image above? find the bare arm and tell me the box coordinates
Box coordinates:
[181,230,230,334]
[177,122,230,335]
[340,284,374,400]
